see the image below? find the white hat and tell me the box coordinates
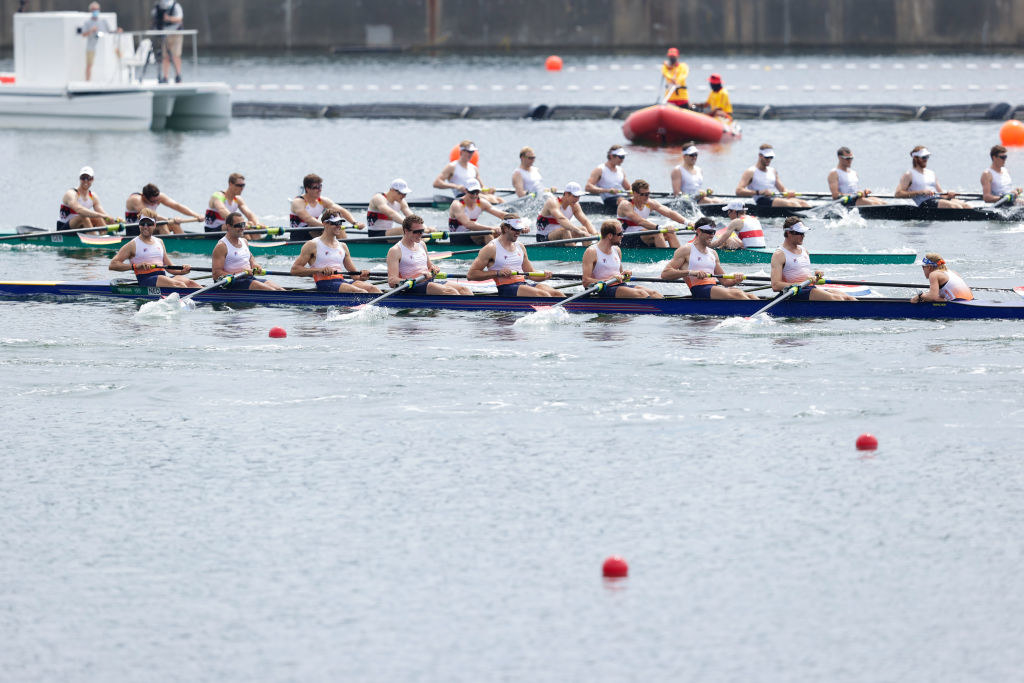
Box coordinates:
[912,148,931,157]
[503,217,526,231]
[464,178,482,192]
[79,166,95,177]
[324,214,346,225]
[460,142,478,153]
[725,200,747,212]
[610,147,627,157]
[390,178,411,194]
[786,221,808,234]
[759,147,775,158]
[563,181,584,197]
[159,0,175,8]
[682,145,699,155]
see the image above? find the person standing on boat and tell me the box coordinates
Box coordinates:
[661,218,757,300]
[585,146,631,213]
[108,215,200,288]
[366,179,414,239]
[466,216,562,298]
[434,141,503,204]
[710,201,766,251]
[827,147,885,207]
[386,215,472,295]
[447,179,510,246]
[581,220,663,299]
[125,183,202,235]
[211,212,285,291]
[511,147,547,197]
[79,3,121,82]
[289,173,354,241]
[894,146,971,209]
[289,211,380,294]
[911,253,974,303]
[735,144,811,208]
[535,182,596,242]
[153,0,184,84]
[670,143,714,204]
[661,48,689,108]
[58,166,117,231]
[981,145,1022,205]
[205,173,260,233]
[700,73,732,121]
[770,217,855,302]
[616,179,687,249]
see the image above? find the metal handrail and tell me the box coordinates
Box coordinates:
[122,29,200,78]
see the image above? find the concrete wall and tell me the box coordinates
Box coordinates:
[3,0,1024,50]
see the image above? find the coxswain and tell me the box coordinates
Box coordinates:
[289,173,355,241]
[585,146,631,213]
[735,144,811,208]
[535,182,596,242]
[770,217,855,302]
[366,179,414,239]
[710,201,766,251]
[125,183,202,235]
[981,145,1022,205]
[581,220,663,299]
[289,210,380,294]
[701,73,732,121]
[512,147,546,197]
[386,215,472,295]
[58,166,117,231]
[827,147,885,207]
[447,178,510,246]
[894,146,970,209]
[670,143,714,203]
[205,173,260,234]
[616,179,687,248]
[210,212,285,291]
[660,217,757,300]
[466,215,562,298]
[108,215,199,288]
[661,47,689,108]
[433,140,503,204]
[911,253,974,303]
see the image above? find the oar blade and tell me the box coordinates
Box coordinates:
[1014,287,1024,298]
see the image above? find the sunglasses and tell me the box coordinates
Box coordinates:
[308,184,322,190]
[80,175,94,181]
[228,222,245,228]
[525,155,536,159]
[840,155,853,160]
[636,192,650,196]
[997,154,1008,159]
[408,228,425,234]
[917,156,930,160]
[468,190,481,195]
[233,182,246,188]
[698,229,716,235]
[612,231,624,236]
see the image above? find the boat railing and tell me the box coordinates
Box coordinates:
[118,29,200,83]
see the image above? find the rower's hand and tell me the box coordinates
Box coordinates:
[704,188,714,197]
[760,189,772,196]
[731,273,744,283]
[694,271,709,279]
[783,191,796,198]
[814,270,825,284]
[498,268,513,278]
[177,265,191,274]
[252,265,266,276]
[456,185,468,194]
[945,191,956,200]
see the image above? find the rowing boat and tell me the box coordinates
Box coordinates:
[0,230,917,265]
[1,279,1021,320]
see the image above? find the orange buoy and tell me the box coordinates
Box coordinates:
[602,555,628,578]
[1000,119,1024,147]
[545,55,563,72]
[449,145,480,165]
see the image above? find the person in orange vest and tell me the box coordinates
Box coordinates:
[661,47,689,108]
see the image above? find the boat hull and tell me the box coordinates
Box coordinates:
[622,104,740,145]
[1,279,1021,320]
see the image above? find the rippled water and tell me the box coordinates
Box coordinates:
[2,53,1024,682]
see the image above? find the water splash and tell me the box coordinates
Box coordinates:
[514,306,589,326]
[135,293,195,318]
[327,305,390,323]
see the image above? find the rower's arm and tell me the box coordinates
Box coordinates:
[340,244,362,276]
[769,250,788,292]
[622,204,657,229]
[108,242,135,272]
[920,271,945,302]
[774,173,790,195]
[584,167,605,195]
[981,170,1000,203]
[714,255,743,286]
[735,169,755,197]
[652,200,687,224]
[466,246,497,281]
[289,242,320,276]
[827,171,841,199]
[520,252,548,281]
[550,204,573,230]
[894,172,916,198]
[581,247,599,286]
[659,246,690,281]
[574,205,595,234]
[385,245,402,287]
[90,196,114,222]
[709,222,736,250]
[211,242,228,280]
[433,164,458,191]
[512,172,527,197]
[482,200,507,220]
[236,197,260,225]
[291,197,322,226]
[162,195,202,219]
[670,167,682,195]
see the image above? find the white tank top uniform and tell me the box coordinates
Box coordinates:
[939,271,974,301]
[683,244,718,296]
[219,236,259,289]
[489,240,527,295]
[675,165,704,197]
[908,168,938,206]
[536,198,573,239]
[735,216,766,248]
[310,237,355,290]
[833,167,860,205]
[748,165,778,205]
[597,164,625,202]
[205,192,240,232]
[450,162,479,190]
[367,196,403,236]
[985,166,1013,198]
[58,189,96,229]
[513,166,544,194]
[130,236,167,285]
[589,244,631,296]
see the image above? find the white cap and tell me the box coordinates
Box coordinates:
[786,221,808,234]
[682,145,699,155]
[504,217,526,231]
[460,142,478,153]
[324,214,346,225]
[464,178,482,192]
[159,0,175,8]
[725,200,747,212]
[390,178,411,194]
[912,148,931,157]
[563,181,584,197]
[759,148,775,158]
[79,166,95,177]
[610,147,627,157]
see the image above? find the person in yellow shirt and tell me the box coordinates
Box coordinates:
[661,47,689,108]
[703,73,732,121]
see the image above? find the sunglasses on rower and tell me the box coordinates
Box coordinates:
[228,221,245,228]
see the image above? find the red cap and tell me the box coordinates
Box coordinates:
[708,73,722,84]
[666,47,679,57]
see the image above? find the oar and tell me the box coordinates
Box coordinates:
[428,226,690,261]
[352,274,428,310]
[155,226,287,240]
[3,221,132,241]
[267,231,467,247]
[732,274,1020,294]
[184,266,393,279]
[530,277,620,312]
[747,278,812,318]
[796,193,861,218]
[181,273,243,301]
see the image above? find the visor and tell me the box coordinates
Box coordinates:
[682,145,699,156]
[759,148,776,158]
[504,218,526,231]
[912,148,931,158]
[786,221,808,234]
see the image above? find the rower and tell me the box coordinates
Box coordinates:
[466,215,563,298]
[535,182,596,242]
[616,179,687,248]
[735,144,811,208]
[585,146,631,213]
[701,73,732,121]
[911,253,974,303]
[433,140,504,204]
[210,212,285,291]
[205,173,260,234]
[660,217,757,300]
[289,173,355,241]
[827,147,885,207]
[290,211,380,294]
[981,145,1023,205]
[770,217,855,302]
[670,143,713,204]
[108,215,200,288]
[661,47,689,108]
[894,146,971,209]
[512,147,546,197]
[366,179,414,239]
[581,220,663,299]
[125,183,202,236]
[710,201,766,251]
[58,166,117,232]
[386,215,472,295]
[447,178,509,246]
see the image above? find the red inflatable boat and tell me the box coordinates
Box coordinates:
[622,104,741,145]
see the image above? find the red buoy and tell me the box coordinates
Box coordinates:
[269,326,287,338]
[602,555,628,578]
[545,55,563,71]
[856,433,878,451]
